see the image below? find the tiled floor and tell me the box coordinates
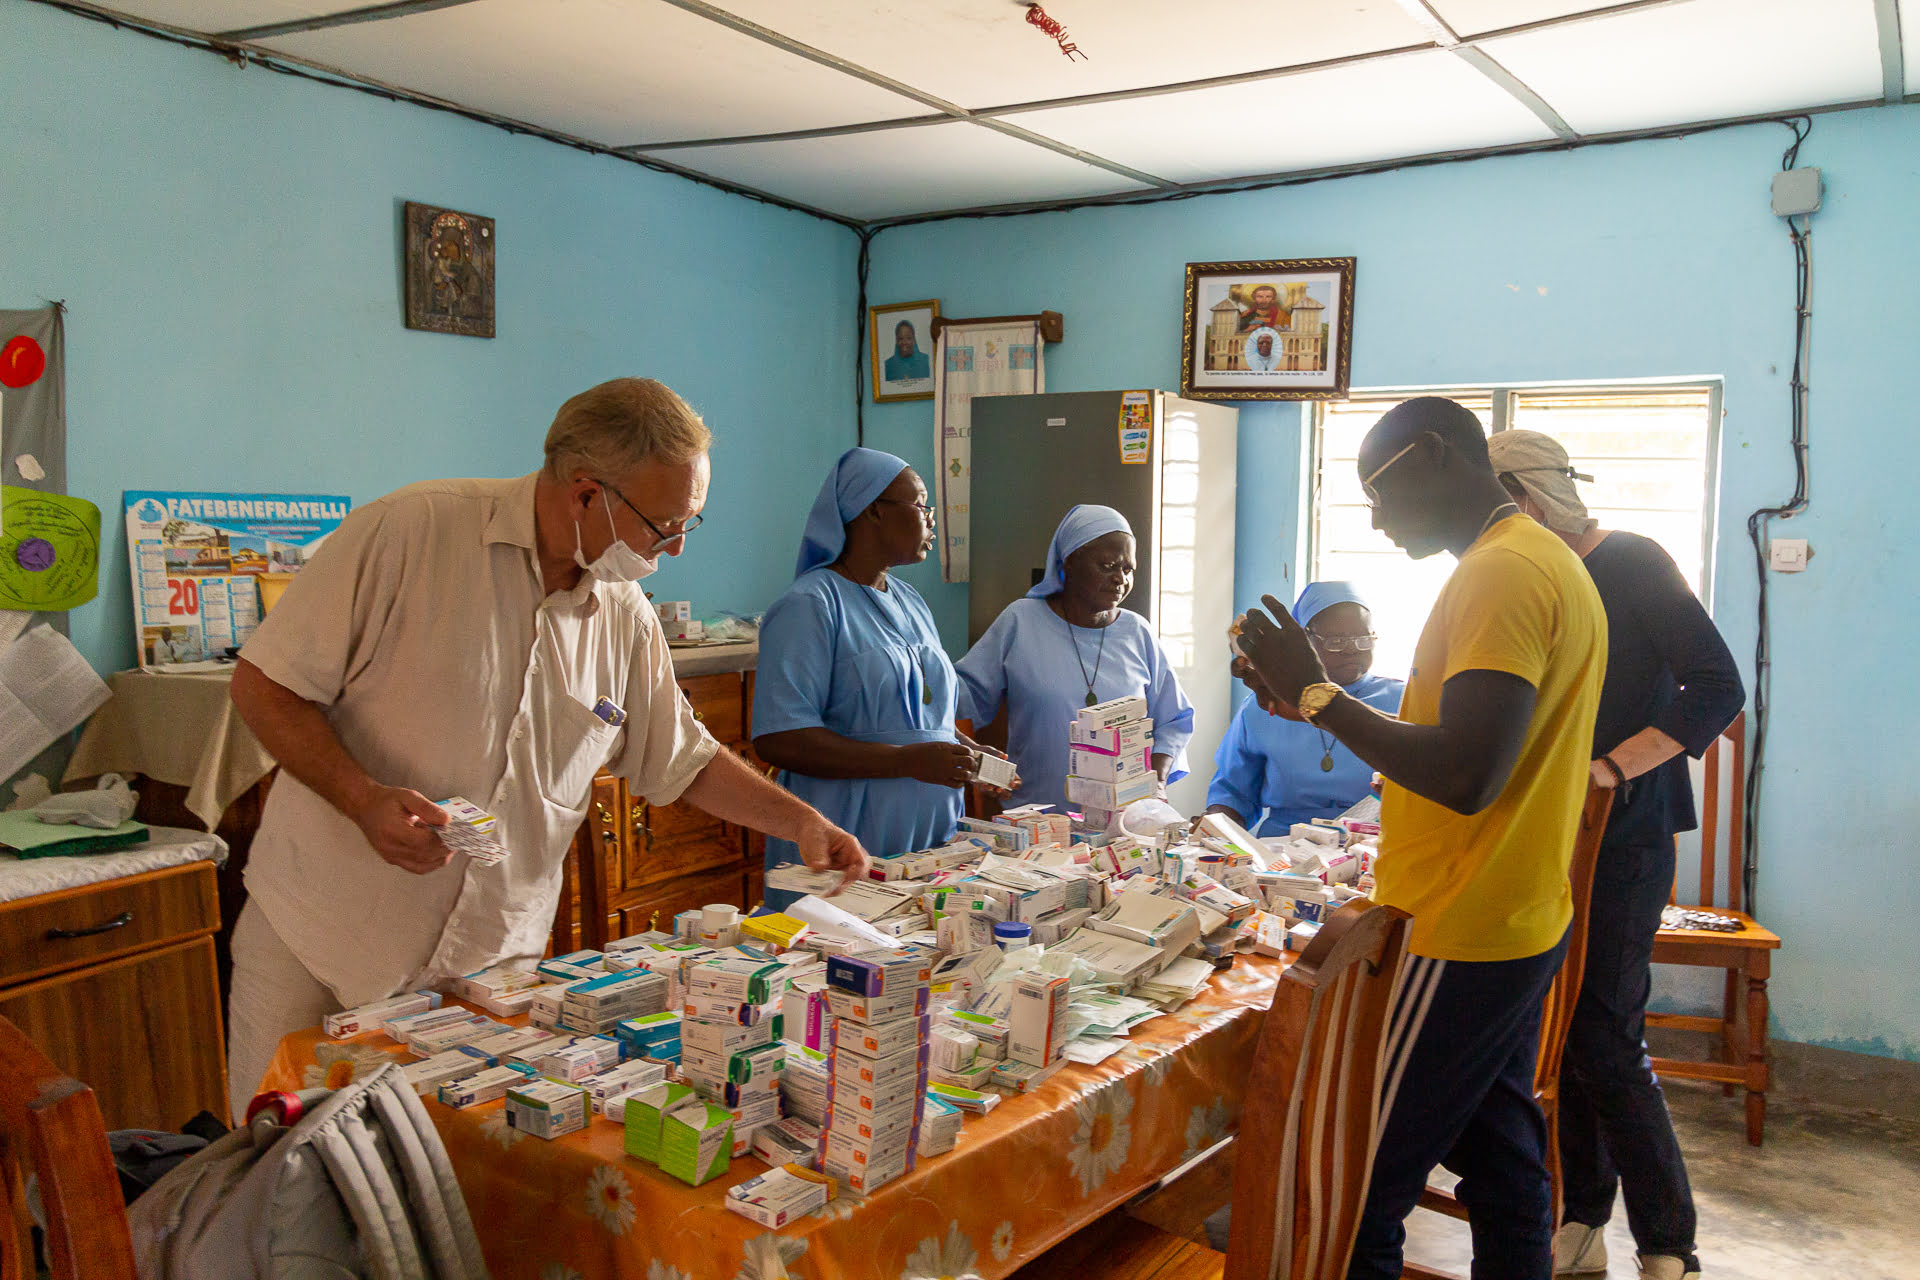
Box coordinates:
[1403,1078,1920,1279]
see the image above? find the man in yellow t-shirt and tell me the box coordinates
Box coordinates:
[1236,396,1606,1280]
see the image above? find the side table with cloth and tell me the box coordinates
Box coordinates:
[261,955,1287,1280]
[64,666,276,1000]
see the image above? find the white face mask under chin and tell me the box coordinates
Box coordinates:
[573,489,661,583]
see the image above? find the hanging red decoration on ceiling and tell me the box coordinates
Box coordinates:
[1025,4,1086,61]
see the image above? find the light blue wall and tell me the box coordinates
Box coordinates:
[866,107,1920,1059]
[0,1,858,675]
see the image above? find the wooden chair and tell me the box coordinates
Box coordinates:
[1054,897,1415,1280]
[1645,712,1780,1146]
[1402,782,1614,1280]
[0,1015,137,1280]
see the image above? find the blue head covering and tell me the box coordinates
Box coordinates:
[1291,580,1369,627]
[795,447,912,578]
[1026,504,1134,599]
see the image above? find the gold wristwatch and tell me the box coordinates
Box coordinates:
[1297,682,1343,721]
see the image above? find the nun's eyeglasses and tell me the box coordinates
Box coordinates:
[1309,630,1376,654]
[877,498,937,522]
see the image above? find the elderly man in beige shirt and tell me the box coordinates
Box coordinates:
[225,377,868,1116]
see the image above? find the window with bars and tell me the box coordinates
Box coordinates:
[1311,385,1720,681]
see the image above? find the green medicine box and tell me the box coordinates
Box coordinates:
[623,1081,695,1164]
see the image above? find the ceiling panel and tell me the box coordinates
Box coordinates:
[95,1,374,34]
[1478,0,1883,135]
[258,0,930,147]
[1903,0,1920,95]
[1003,50,1555,186]
[1429,0,1641,37]
[703,0,1438,111]
[639,121,1153,220]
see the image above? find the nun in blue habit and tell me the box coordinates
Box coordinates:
[754,448,999,908]
[955,504,1195,815]
[1205,581,1404,836]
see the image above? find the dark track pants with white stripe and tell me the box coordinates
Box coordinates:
[1346,930,1571,1280]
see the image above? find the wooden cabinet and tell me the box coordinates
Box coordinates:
[551,666,763,954]
[0,863,227,1130]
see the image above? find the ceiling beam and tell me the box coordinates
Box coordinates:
[1874,0,1907,105]
[218,0,480,43]
[648,0,1178,189]
[1397,0,1580,140]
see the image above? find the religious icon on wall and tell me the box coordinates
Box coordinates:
[403,202,495,338]
[1180,258,1354,400]
[869,299,940,403]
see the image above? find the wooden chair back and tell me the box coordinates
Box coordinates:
[0,1016,136,1280]
[1678,711,1745,911]
[1223,898,1413,1280]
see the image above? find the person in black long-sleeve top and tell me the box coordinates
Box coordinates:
[1489,430,1744,1280]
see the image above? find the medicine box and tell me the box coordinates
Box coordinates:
[623,1081,696,1163]
[832,1012,931,1060]
[1068,717,1153,755]
[825,951,932,998]
[505,1079,589,1141]
[438,1064,534,1109]
[433,797,510,865]
[1075,694,1148,731]
[682,1013,779,1058]
[408,1016,507,1056]
[782,986,832,1050]
[614,1011,682,1059]
[687,957,787,1005]
[931,1061,996,1090]
[726,1164,835,1228]
[658,1102,733,1186]
[1068,745,1152,783]
[656,600,692,622]
[925,1082,1000,1114]
[726,1042,787,1087]
[390,1007,493,1054]
[403,1047,495,1095]
[323,990,441,1040]
[739,911,812,949]
[539,950,606,977]
[917,1093,964,1157]
[453,965,545,1008]
[752,1122,821,1171]
[579,1058,669,1106]
[536,1036,623,1083]
[682,992,779,1026]
[939,1010,1009,1060]
[824,1145,910,1195]
[1065,772,1160,811]
[1008,973,1070,1068]
[970,751,1019,790]
[823,984,930,1025]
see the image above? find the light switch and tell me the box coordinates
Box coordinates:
[1769,538,1809,573]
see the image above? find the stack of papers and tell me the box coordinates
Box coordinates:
[1047,928,1169,987]
[1137,957,1215,1008]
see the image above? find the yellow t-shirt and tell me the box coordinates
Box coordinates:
[1375,515,1607,962]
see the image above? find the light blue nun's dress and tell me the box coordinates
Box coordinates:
[1205,581,1405,836]
[955,504,1195,815]
[754,448,963,908]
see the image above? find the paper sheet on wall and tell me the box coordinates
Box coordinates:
[0,622,110,782]
[932,321,1043,583]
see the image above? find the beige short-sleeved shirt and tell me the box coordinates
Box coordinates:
[240,473,719,1006]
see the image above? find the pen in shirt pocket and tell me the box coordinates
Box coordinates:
[591,696,627,727]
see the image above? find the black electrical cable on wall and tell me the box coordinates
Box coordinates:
[854,229,874,447]
[1741,115,1814,910]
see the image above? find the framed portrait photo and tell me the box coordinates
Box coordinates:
[870,299,939,403]
[1180,258,1355,400]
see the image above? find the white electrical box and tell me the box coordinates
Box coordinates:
[1769,538,1809,572]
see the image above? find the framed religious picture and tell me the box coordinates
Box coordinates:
[1180,258,1355,400]
[403,201,495,338]
[869,299,939,402]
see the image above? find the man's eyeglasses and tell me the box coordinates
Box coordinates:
[877,497,938,522]
[1308,630,1377,654]
[1360,439,1419,509]
[600,480,703,548]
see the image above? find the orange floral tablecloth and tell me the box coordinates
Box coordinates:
[263,955,1284,1280]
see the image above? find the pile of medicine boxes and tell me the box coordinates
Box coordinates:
[820,949,932,1193]
[1065,694,1155,828]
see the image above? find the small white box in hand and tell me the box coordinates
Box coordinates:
[435,797,509,865]
[970,751,1019,790]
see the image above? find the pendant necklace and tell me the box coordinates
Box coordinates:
[1316,725,1336,772]
[1065,612,1109,707]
